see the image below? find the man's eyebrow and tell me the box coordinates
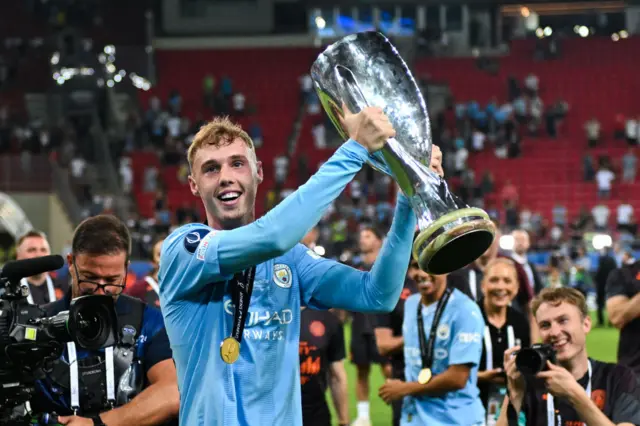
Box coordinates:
[78,269,121,279]
[200,159,220,170]
[229,154,248,161]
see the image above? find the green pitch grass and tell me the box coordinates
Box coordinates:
[328,313,619,426]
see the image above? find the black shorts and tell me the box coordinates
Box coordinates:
[302,403,331,426]
[392,398,402,426]
[350,331,385,365]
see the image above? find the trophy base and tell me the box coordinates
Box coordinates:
[413,208,496,275]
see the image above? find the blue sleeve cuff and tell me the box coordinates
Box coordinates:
[341,139,370,163]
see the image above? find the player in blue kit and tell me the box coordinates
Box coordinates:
[159,106,421,426]
[379,265,485,425]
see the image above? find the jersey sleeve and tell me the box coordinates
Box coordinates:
[448,301,485,366]
[327,320,346,363]
[374,311,393,329]
[296,195,416,313]
[605,268,628,300]
[293,244,344,309]
[159,225,232,303]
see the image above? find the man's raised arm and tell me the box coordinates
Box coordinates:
[298,193,416,313]
[606,268,640,329]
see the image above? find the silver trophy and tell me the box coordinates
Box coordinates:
[311,31,495,274]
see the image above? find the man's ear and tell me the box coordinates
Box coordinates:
[256,161,264,184]
[188,174,199,197]
[66,253,74,278]
[583,313,592,335]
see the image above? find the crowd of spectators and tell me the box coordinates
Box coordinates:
[2,23,638,266]
[113,66,638,271]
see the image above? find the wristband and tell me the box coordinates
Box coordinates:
[92,415,106,426]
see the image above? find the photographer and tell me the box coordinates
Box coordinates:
[497,288,640,426]
[16,230,67,304]
[31,215,179,426]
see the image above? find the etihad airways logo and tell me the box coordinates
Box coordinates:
[224,300,293,327]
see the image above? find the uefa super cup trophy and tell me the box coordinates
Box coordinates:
[311,31,496,274]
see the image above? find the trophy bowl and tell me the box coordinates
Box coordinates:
[311,31,495,274]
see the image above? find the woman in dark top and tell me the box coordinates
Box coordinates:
[477,258,531,426]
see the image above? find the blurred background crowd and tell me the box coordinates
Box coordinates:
[1,0,639,424]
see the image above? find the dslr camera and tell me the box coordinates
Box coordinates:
[0,255,118,424]
[515,343,557,376]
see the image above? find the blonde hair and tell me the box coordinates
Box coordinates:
[532,287,589,319]
[187,116,256,169]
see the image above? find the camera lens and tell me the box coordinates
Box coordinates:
[515,348,544,376]
[73,304,112,350]
[76,310,103,340]
[67,295,118,350]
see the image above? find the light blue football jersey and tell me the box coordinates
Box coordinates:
[401,289,486,426]
[158,141,417,426]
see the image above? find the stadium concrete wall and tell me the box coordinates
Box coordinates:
[162,0,274,35]
[8,193,74,255]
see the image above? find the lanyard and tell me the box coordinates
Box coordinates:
[417,287,453,370]
[67,342,115,413]
[546,361,592,426]
[144,276,160,295]
[483,324,515,370]
[229,266,257,345]
[469,269,478,301]
[22,275,56,304]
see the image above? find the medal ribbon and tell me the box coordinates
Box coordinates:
[229,266,257,345]
[417,286,453,370]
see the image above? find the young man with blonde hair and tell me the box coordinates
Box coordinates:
[159,109,425,425]
[498,287,640,426]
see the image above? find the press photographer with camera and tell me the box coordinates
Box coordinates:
[496,288,640,426]
[30,215,179,426]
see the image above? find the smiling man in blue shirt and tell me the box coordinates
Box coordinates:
[159,107,420,426]
[379,262,485,425]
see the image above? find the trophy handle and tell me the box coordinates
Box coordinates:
[333,64,442,196]
[333,65,397,177]
[334,65,371,113]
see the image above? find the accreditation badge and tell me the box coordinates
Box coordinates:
[486,385,526,426]
[486,385,506,426]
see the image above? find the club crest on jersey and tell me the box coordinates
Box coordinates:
[183,228,212,254]
[273,264,292,289]
[437,323,450,340]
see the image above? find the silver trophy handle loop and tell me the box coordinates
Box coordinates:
[334,65,371,113]
[333,65,439,198]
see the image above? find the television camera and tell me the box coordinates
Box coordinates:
[0,255,118,425]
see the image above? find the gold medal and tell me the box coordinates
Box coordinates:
[220,337,240,364]
[418,368,432,385]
